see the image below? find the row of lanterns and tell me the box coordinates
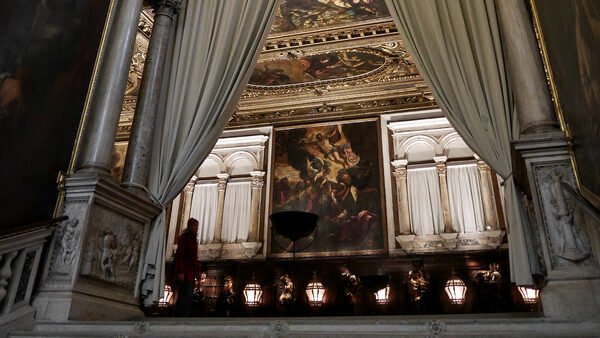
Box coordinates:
[241,276,540,308]
[159,277,540,309]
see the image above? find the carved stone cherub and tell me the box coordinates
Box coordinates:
[58,218,80,266]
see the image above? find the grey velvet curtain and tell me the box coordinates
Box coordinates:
[140,0,278,304]
[385,0,536,285]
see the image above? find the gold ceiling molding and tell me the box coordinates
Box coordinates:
[231,79,435,128]
[263,19,398,53]
[117,5,436,135]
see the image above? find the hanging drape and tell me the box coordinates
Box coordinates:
[190,183,219,244]
[140,0,278,305]
[447,164,485,233]
[221,181,252,243]
[385,0,537,285]
[407,167,442,235]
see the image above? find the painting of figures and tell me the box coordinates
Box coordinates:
[270,119,386,256]
[271,0,390,34]
[249,49,385,86]
[0,0,110,230]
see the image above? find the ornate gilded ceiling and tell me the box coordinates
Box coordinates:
[118,1,435,139]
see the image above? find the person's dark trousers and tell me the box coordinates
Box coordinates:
[175,281,194,317]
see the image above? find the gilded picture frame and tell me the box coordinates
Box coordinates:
[268,118,387,258]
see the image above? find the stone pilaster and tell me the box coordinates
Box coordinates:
[77,0,144,174]
[434,156,453,233]
[475,155,499,231]
[514,136,600,319]
[496,0,559,135]
[178,176,198,235]
[122,0,181,191]
[212,173,230,243]
[33,174,160,321]
[248,171,265,242]
[391,160,410,235]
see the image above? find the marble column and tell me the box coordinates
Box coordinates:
[475,155,498,231]
[122,0,181,191]
[434,156,453,233]
[496,0,558,135]
[77,0,144,174]
[178,176,198,234]
[212,173,230,243]
[391,160,410,235]
[248,171,265,242]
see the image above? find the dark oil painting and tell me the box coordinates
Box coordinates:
[249,49,385,86]
[0,0,110,230]
[270,120,385,256]
[534,0,600,204]
[271,0,390,34]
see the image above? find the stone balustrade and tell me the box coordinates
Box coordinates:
[0,225,55,336]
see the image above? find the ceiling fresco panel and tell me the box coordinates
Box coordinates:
[271,0,390,34]
[249,48,386,86]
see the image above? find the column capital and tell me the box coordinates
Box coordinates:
[217,173,229,190]
[250,171,265,188]
[184,176,198,193]
[434,156,447,175]
[477,160,491,172]
[151,0,182,14]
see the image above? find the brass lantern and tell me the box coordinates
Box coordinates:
[374,285,391,305]
[158,285,173,307]
[243,279,263,307]
[305,272,326,307]
[444,278,467,305]
[518,286,540,304]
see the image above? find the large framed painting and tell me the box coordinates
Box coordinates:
[0,0,111,230]
[532,0,600,205]
[269,119,386,257]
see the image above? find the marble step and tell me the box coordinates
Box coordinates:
[9,315,600,338]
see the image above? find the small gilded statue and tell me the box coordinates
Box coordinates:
[279,274,294,305]
[217,275,236,316]
[408,269,429,302]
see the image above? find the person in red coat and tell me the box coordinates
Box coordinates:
[174,218,200,317]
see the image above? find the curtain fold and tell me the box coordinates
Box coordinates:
[407,168,442,235]
[447,164,485,233]
[140,0,278,304]
[190,183,219,244]
[221,181,252,243]
[385,0,538,285]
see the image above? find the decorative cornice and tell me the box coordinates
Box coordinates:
[263,20,398,53]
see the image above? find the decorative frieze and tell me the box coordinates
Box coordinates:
[395,232,505,254]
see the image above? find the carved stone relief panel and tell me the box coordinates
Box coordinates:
[80,205,144,290]
[535,164,595,269]
[49,202,86,278]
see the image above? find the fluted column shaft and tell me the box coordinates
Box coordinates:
[475,156,499,230]
[78,0,144,173]
[248,171,265,242]
[496,0,558,135]
[434,156,453,233]
[122,0,181,189]
[392,160,411,235]
[212,173,229,243]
